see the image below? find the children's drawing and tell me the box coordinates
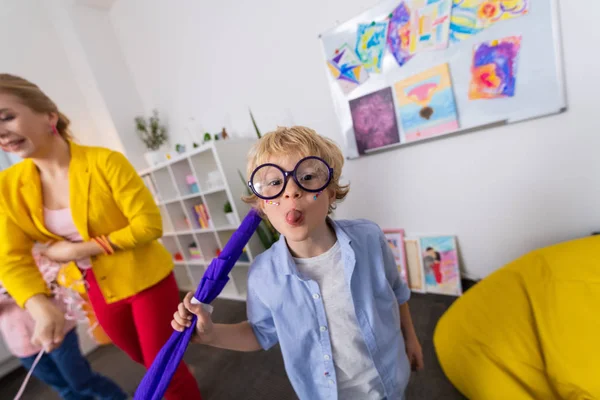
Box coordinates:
[355,21,389,73]
[409,0,452,53]
[383,229,408,285]
[450,0,530,42]
[469,36,521,99]
[394,63,459,142]
[404,238,425,292]
[419,235,462,296]
[349,87,400,155]
[327,43,370,95]
[387,2,413,67]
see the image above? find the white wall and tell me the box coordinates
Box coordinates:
[109,0,600,278]
[0,0,123,151]
[70,3,148,169]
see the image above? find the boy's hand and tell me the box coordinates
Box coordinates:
[171,292,215,344]
[405,334,424,371]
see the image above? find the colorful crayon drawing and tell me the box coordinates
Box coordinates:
[387,2,413,67]
[404,238,425,292]
[355,21,389,73]
[469,36,521,99]
[327,43,370,95]
[394,63,459,142]
[383,229,408,285]
[409,0,452,53]
[349,87,400,155]
[450,0,530,42]
[419,235,462,296]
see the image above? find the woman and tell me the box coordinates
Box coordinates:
[0,245,128,400]
[0,74,202,400]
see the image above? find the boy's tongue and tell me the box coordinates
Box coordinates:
[286,209,303,224]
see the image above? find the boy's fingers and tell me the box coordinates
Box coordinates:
[171,320,184,332]
[173,311,191,327]
[183,294,202,315]
[178,302,192,320]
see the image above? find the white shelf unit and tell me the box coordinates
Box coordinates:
[139,138,263,301]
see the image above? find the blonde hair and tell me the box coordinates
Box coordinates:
[0,74,72,140]
[244,126,350,213]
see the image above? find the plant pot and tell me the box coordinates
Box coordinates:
[144,150,163,167]
[225,212,237,226]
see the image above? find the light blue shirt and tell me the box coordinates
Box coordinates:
[247,218,411,400]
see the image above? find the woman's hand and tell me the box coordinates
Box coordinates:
[40,241,81,263]
[25,294,66,352]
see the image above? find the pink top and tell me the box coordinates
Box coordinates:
[0,208,88,358]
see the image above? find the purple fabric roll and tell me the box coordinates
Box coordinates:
[134,208,263,399]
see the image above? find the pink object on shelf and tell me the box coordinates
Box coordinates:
[185,175,196,184]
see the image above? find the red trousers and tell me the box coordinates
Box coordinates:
[86,271,202,400]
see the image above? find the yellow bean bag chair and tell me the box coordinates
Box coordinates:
[434,235,600,400]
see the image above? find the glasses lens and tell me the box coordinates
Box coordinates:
[251,165,285,198]
[295,158,330,191]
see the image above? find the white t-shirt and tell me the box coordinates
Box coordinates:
[295,241,386,400]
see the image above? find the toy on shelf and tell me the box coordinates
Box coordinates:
[175,144,186,154]
[174,252,184,261]
[192,203,211,229]
[207,170,224,189]
[186,174,200,194]
[189,243,202,260]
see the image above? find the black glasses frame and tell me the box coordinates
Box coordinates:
[248,156,334,200]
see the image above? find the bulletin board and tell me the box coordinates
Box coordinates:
[319,0,567,159]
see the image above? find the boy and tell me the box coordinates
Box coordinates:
[172,126,424,399]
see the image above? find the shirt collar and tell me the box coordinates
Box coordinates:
[274,217,352,276]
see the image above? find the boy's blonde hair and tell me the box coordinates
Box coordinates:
[243,126,349,213]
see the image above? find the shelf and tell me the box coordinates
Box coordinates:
[139,139,260,298]
[138,142,215,176]
[179,192,203,202]
[202,186,227,196]
[173,265,194,291]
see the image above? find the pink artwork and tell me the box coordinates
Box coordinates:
[349,87,400,155]
[469,36,522,99]
[384,229,409,285]
[419,235,462,296]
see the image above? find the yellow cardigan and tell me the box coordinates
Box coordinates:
[0,141,173,307]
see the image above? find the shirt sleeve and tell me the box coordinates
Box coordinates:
[246,283,278,350]
[378,229,411,304]
[102,151,163,250]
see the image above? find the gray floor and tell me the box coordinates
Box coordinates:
[0,291,467,399]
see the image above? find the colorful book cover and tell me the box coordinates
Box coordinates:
[419,235,462,296]
[383,229,409,285]
[394,63,459,142]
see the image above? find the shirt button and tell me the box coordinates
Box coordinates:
[320,326,327,332]
[324,354,330,360]
[312,293,320,300]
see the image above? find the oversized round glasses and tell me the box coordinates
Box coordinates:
[248,156,334,200]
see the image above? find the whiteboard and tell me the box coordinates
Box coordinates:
[319,0,567,159]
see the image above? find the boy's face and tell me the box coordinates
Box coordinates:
[259,155,335,243]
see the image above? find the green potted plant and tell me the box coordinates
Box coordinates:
[223,200,236,225]
[135,109,168,166]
